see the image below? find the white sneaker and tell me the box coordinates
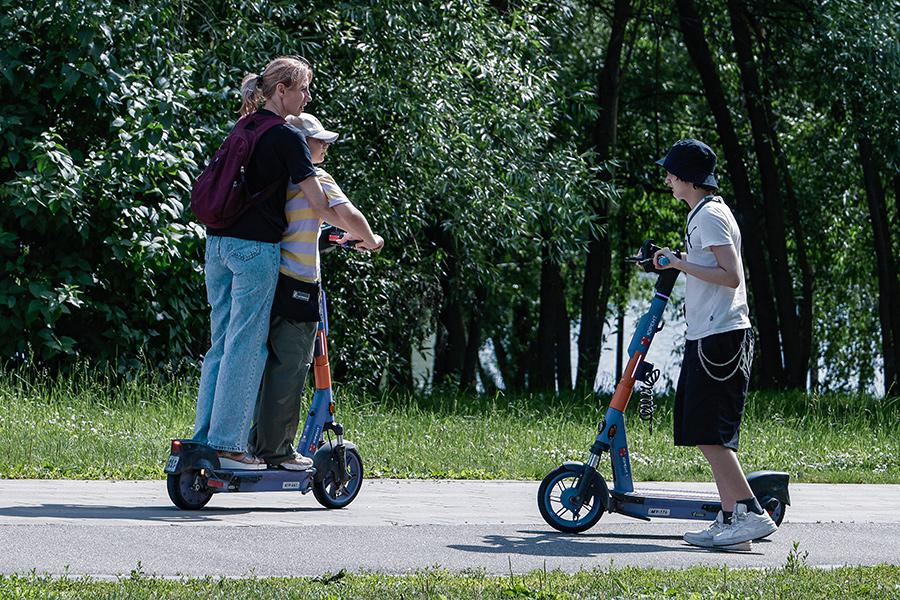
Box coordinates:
[683,511,728,547]
[217,451,266,470]
[277,453,314,471]
[712,504,778,546]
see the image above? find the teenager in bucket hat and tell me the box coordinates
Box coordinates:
[650,139,777,549]
[655,138,719,189]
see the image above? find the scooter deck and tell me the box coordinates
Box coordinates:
[209,467,316,493]
[625,488,720,501]
[610,488,721,522]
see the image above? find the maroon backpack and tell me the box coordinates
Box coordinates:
[190,112,286,228]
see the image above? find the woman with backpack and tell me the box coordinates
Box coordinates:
[191,56,375,469]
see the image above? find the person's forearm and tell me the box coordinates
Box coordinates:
[677,260,740,288]
[330,205,377,245]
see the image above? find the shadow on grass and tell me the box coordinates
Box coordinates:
[448,529,765,557]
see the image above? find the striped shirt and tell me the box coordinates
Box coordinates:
[280,168,350,283]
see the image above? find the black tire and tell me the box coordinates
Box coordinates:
[313,447,363,509]
[761,496,786,527]
[538,465,605,533]
[167,471,213,510]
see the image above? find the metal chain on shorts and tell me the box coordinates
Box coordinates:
[697,329,754,382]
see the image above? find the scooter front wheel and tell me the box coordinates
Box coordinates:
[538,465,605,533]
[167,470,213,510]
[313,447,363,509]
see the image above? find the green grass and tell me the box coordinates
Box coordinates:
[1,367,898,482]
[1,559,898,599]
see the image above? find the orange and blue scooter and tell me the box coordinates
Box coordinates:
[537,239,790,533]
[165,228,362,510]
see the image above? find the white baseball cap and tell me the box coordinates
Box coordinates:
[287,113,339,143]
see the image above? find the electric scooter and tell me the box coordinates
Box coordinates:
[537,239,790,536]
[165,228,362,510]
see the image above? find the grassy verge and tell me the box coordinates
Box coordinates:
[0,367,898,482]
[1,560,898,599]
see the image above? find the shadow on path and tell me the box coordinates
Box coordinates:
[448,529,764,557]
[0,503,323,523]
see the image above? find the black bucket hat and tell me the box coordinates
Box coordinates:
[655,138,719,189]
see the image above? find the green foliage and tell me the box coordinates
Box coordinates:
[1,0,604,383]
[1,0,208,370]
[1,0,897,394]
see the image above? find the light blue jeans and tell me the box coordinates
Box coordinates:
[193,236,279,452]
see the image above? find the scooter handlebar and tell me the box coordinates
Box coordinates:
[625,238,679,274]
[319,225,359,252]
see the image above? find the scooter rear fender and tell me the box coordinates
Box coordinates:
[747,470,791,505]
[167,440,220,474]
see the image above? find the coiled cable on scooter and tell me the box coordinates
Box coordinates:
[638,367,660,434]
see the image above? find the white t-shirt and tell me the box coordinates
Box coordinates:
[683,196,751,340]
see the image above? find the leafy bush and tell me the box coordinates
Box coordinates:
[1,0,601,383]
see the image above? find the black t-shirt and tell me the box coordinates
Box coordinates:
[207,109,317,243]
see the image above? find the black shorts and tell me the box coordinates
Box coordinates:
[674,328,751,451]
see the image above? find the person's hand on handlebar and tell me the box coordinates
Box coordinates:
[653,247,680,270]
[340,233,384,252]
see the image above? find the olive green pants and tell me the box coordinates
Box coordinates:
[249,315,318,464]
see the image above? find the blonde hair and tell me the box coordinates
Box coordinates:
[239,56,312,117]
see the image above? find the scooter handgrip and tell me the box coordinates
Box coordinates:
[328,234,359,248]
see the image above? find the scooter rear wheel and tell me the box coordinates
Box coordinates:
[167,471,213,510]
[538,465,605,533]
[313,447,363,509]
[761,496,786,526]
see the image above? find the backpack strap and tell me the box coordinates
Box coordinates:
[686,195,720,231]
[240,113,288,201]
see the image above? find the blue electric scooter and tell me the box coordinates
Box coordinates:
[537,239,790,534]
[165,228,362,510]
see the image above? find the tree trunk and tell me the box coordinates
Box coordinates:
[491,335,512,391]
[752,10,815,388]
[386,335,413,391]
[427,223,467,387]
[893,173,900,249]
[512,301,533,391]
[433,294,466,387]
[460,285,486,391]
[727,0,803,389]
[859,136,900,396]
[576,0,630,391]
[614,195,630,384]
[554,270,572,393]
[536,238,570,392]
[674,0,783,388]
[771,120,813,387]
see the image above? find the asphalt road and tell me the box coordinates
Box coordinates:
[0,479,897,577]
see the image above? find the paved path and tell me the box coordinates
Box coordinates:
[0,480,897,577]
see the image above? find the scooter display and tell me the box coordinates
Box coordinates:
[165,228,362,510]
[537,239,790,535]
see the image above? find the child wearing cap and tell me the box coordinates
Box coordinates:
[651,138,777,548]
[248,113,383,471]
